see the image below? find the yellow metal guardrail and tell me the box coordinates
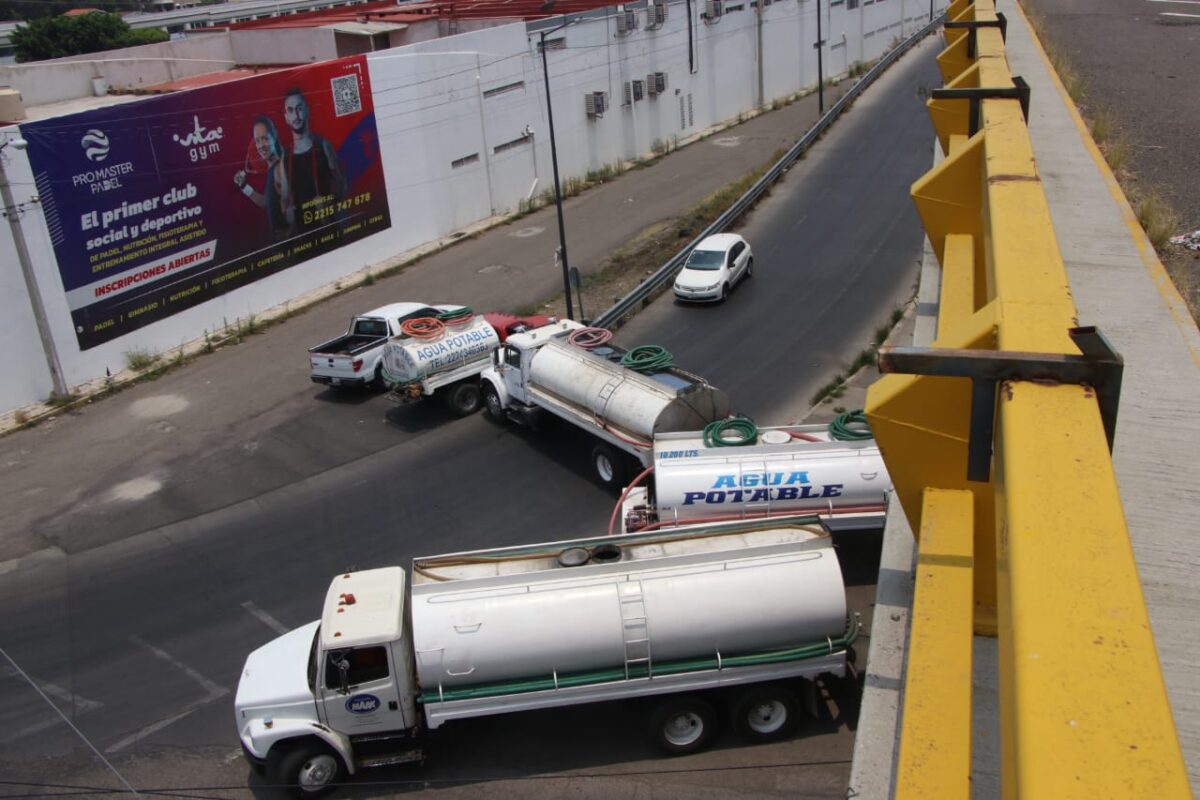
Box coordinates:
[864,0,1191,795]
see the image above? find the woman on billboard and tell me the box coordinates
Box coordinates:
[233,115,293,242]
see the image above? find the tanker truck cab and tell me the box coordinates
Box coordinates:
[235,568,423,796]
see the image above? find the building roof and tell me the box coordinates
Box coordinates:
[212,0,618,30]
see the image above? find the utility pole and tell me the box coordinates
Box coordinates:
[814,0,825,113]
[1,137,67,397]
[539,19,575,320]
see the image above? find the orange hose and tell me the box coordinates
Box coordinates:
[400,317,444,339]
[609,464,656,536]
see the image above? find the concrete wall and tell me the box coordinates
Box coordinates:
[0,2,941,414]
[228,28,338,64]
[0,34,236,106]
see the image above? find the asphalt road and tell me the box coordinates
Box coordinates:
[0,38,940,799]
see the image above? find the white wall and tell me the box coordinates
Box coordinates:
[0,1,944,414]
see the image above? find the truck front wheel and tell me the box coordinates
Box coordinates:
[270,742,343,799]
[649,695,718,755]
[444,381,482,417]
[483,384,505,422]
[731,684,800,742]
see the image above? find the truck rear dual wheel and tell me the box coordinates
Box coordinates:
[442,381,482,417]
[269,741,343,798]
[590,443,628,489]
[731,684,800,742]
[650,695,718,755]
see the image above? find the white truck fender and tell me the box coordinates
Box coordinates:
[480,369,508,409]
[244,717,357,775]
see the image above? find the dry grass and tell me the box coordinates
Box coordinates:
[1103,134,1132,174]
[1136,192,1180,251]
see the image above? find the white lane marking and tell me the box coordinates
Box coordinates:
[0,666,104,743]
[1160,10,1200,15]
[241,601,290,635]
[1147,0,1200,5]
[106,637,228,753]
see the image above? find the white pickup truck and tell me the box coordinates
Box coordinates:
[308,303,465,390]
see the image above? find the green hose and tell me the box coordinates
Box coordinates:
[418,614,859,704]
[437,306,474,322]
[829,409,873,441]
[621,345,673,373]
[703,416,758,447]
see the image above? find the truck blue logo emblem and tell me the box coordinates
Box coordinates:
[345,693,380,714]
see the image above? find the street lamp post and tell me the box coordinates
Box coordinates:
[539,19,575,321]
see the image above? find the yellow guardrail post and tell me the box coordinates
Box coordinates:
[866,0,1191,795]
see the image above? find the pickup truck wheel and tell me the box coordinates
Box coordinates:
[483,385,505,422]
[731,684,800,742]
[369,365,384,392]
[649,695,718,755]
[271,742,342,799]
[591,443,626,489]
[444,382,482,417]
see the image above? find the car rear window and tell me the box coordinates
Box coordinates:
[685,249,724,270]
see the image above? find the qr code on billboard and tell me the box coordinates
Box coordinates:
[331,74,362,117]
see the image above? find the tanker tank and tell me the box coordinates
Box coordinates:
[649,427,891,523]
[526,340,730,442]
[382,315,501,386]
[409,524,844,690]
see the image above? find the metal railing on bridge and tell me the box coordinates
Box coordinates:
[864,0,1191,795]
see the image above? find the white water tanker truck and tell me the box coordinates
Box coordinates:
[235,521,856,797]
[380,311,553,417]
[480,320,731,487]
[618,421,893,535]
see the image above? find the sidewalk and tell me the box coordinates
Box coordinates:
[848,3,1200,795]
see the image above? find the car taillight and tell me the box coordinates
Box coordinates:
[352,358,364,372]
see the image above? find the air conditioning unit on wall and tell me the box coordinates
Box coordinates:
[616,9,638,33]
[646,72,667,96]
[624,80,645,105]
[647,2,667,27]
[704,0,723,20]
[585,91,608,118]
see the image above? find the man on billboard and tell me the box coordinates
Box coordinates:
[282,87,347,232]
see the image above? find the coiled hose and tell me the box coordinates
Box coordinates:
[438,306,474,326]
[568,326,614,349]
[703,416,758,447]
[621,345,673,373]
[830,409,873,441]
[399,317,444,339]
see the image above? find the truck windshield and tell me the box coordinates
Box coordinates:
[685,250,724,270]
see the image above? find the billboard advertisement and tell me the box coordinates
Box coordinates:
[20,55,390,350]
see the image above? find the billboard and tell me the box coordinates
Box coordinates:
[21,55,391,350]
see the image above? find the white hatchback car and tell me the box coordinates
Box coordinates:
[673,233,753,302]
